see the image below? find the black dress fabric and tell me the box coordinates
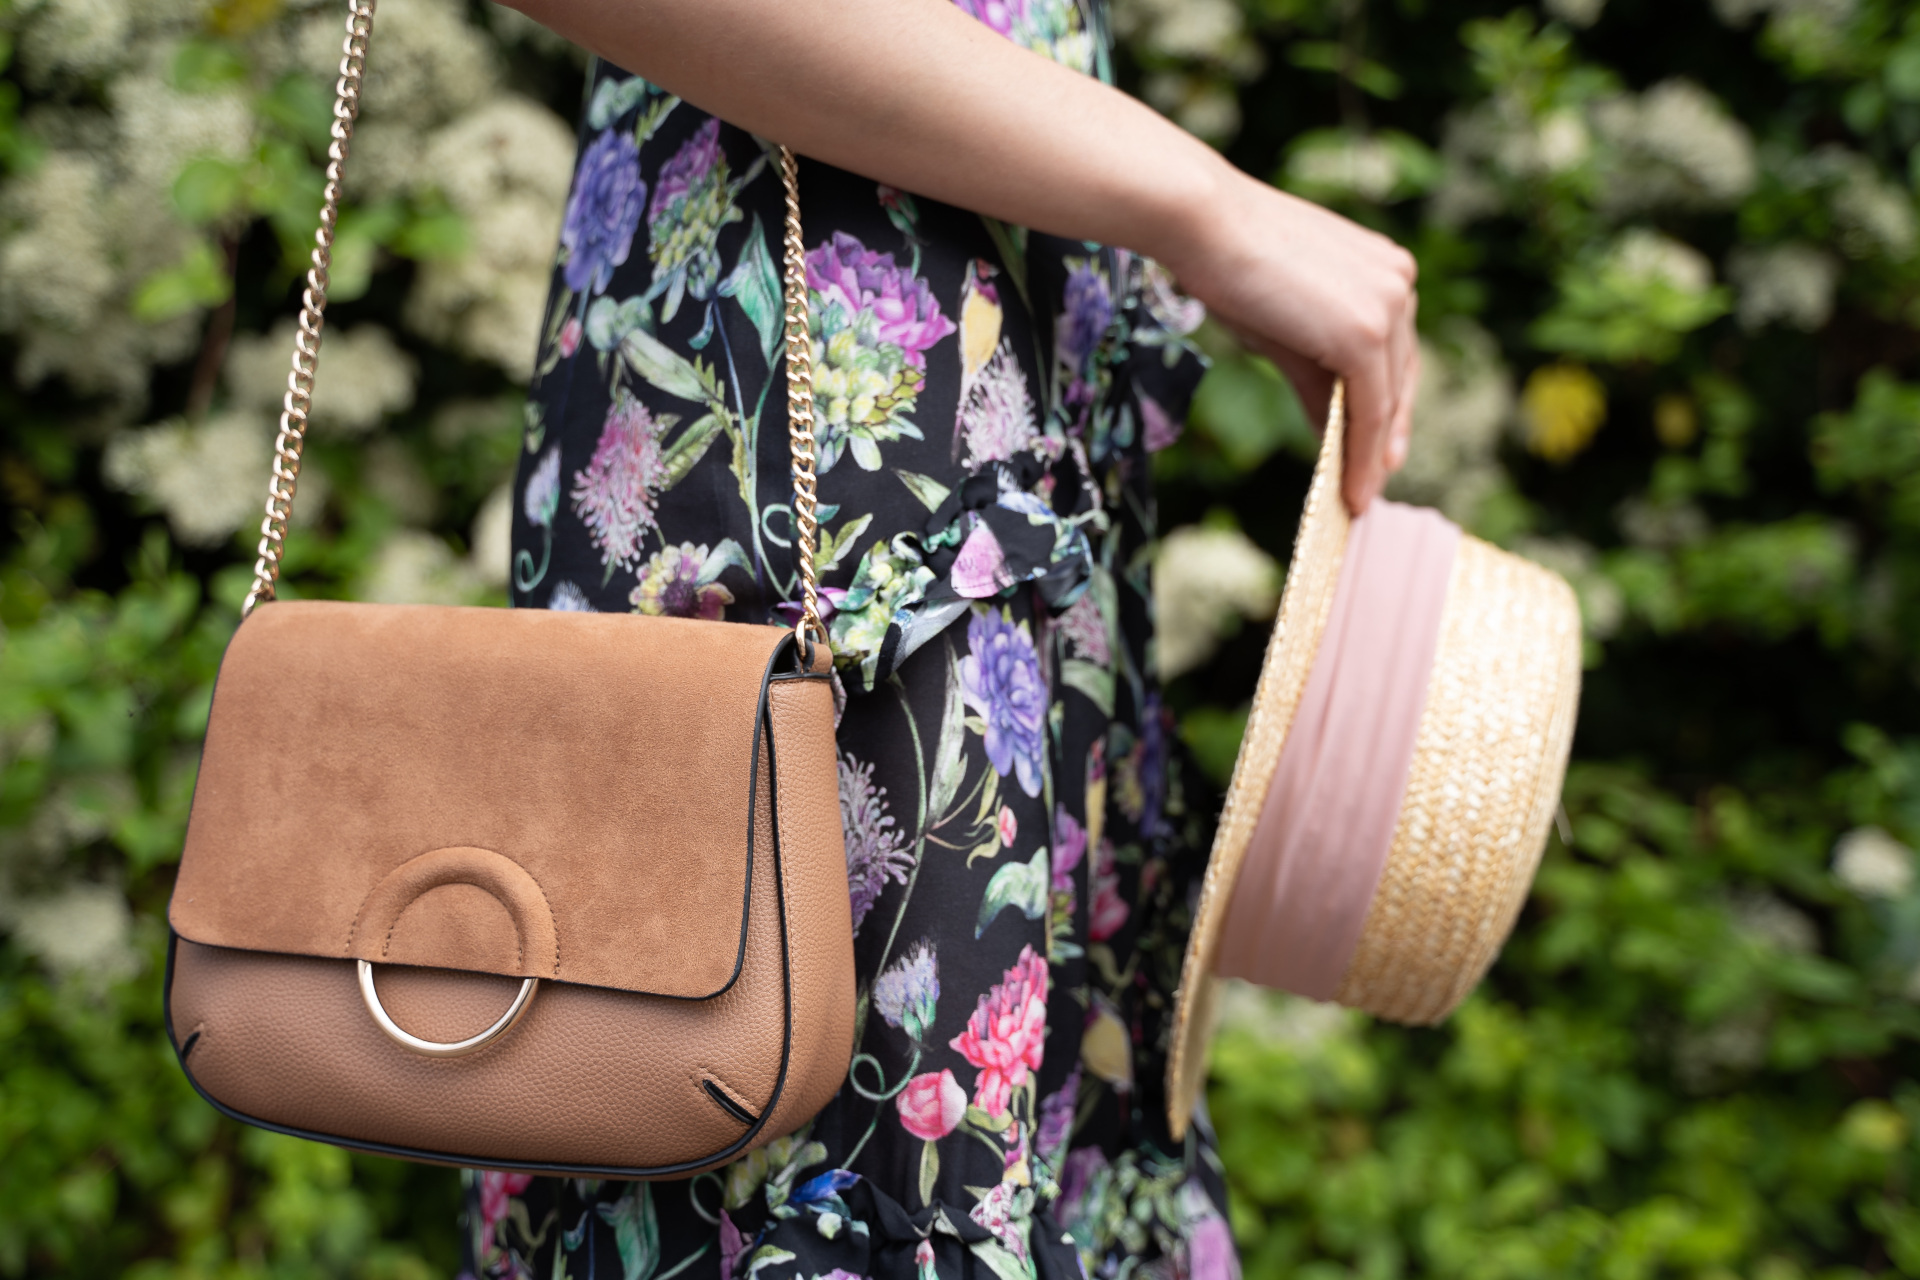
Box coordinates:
[461,10,1234,1280]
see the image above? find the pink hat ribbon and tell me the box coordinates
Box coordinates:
[1214,499,1460,1000]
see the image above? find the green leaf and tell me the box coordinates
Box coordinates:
[697,538,752,586]
[718,214,785,365]
[1060,659,1115,718]
[927,655,968,824]
[818,513,873,574]
[969,1237,1034,1280]
[588,294,653,352]
[623,326,721,407]
[977,847,1049,938]
[894,469,952,512]
[596,1184,659,1280]
[131,240,230,321]
[170,38,248,92]
[171,157,247,226]
[657,413,721,490]
[588,75,653,129]
[392,208,469,261]
[918,1140,939,1208]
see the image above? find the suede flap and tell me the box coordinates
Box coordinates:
[170,601,789,999]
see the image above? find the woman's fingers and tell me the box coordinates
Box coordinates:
[1341,343,1398,515]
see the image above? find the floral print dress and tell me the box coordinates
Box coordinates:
[464,6,1234,1280]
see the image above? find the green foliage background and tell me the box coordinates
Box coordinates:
[4,0,1920,1275]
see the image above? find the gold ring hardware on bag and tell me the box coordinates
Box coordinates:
[166,0,857,1178]
[357,960,539,1058]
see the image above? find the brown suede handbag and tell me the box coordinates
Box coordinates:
[164,0,857,1178]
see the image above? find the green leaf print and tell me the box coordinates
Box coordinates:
[596,1184,660,1280]
[893,468,952,512]
[976,846,1049,938]
[816,513,874,574]
[588,75,651,129]
[622,327,724,409]
[718,213,784,365]
[1060,658,1115,717]
[927,655,968,823]
[657,412,724,488]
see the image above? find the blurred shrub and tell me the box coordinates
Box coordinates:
[4,0,1920,1275]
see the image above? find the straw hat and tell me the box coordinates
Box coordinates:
[1165,384,1583,1141]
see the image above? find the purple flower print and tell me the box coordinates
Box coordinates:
[951,0,1021,37]
[806,231,956,367]
[1057,259,1114,372]
[648,118,725,227]
[1035,1064,1081,1161]
[961,607,1047,798]
[560,129,645,296]
[841,749,915,931]
[874,941,940,1042]
[1051,804,1086,894]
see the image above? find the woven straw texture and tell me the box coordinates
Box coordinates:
[1163,387,1584,1141]
[1331,535,1582,1023]
[1165,387,1351,1141]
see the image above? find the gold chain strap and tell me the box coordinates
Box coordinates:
[243,0,826,654]
[242,0,372,614]
[779,147,824,651]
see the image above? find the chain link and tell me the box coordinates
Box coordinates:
[242,0,374,614]
[778,146,824,655]
[242,0,824,661]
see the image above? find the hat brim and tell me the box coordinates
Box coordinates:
[1165,385,1354,1142]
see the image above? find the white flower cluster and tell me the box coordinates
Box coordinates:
[102,411,273,546]
[1608,228,1717,293]
[1727,242,1840,331]
[1590,80,1757,215]
[1832,826,1915,900]
[7,881,139,985]
[1776,145,1917,261]
[1154,524,1281,680]
[225,320,419,435]
[1287,133,1407,205]
[1387,319,1512,525]
[405,97,576,379]
[1430,101,1591,225]
[358,529,492,605]
[1116,0,1263,143]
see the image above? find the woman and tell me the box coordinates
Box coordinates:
[467,0,1419,1275]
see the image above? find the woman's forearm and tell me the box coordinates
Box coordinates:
[504,0,1423,512]
[502,0,1233,271]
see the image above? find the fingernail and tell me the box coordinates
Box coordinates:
[1388,438,1407,469]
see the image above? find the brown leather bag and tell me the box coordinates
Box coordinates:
[164,0,856,1177]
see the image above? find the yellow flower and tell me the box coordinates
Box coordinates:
[1522,362,1607,463]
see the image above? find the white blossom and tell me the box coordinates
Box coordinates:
[1546,0,1606,24]
[358,530,489,605]
[1387,319,1512,525]
[1591,80,1757,214]
[1833,826,1915,900]
[224,320,418,434]
[1728,243,1840,331]
[8,881,139,983]
[103,411,274,546]
[1154,525,1281,680]
[470,482,515,587]
[1608,228,1717,294]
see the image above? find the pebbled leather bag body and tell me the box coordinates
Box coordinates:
[164,0,857,1178]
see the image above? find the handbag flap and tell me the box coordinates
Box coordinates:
[170,600,794,1000]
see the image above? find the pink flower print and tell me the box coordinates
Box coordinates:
[1187,1209,1239,1280]
[558,316,583,359]
[969,1180,1028,1262]
[1088,840,1128,942]
[952,0,1021,38]
[1057,591,1110,666]
[915,1240,937,1280]
[951,519,1015,599]
[1035,1064,1080,1160]
[958,346,1038,466]
[896,1068,967,1141]
[997,805,1019,849]
[806,231,955,367]
[949,945,1048,1118]
[1139,391,1182,452]
[1051,805,1085,894]
[571,389,665,573]
[478,1170,533,1251]
[719,1211,746,1280]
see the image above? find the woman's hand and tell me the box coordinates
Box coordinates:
[1164,171,1420,515]
[504,0,1419,514]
